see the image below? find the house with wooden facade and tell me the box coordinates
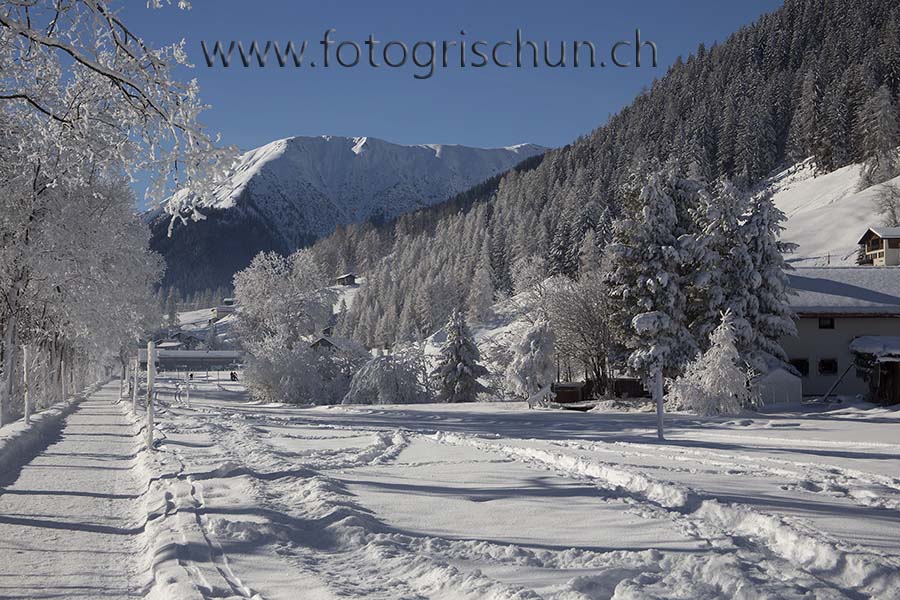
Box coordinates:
[857,227,900,266]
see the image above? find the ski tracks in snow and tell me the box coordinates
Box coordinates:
[428,431,900,599]
[159,403,544,599]
[148,393,900,599]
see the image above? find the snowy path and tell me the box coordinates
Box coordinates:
[0,384,143,600]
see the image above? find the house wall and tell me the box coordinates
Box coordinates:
[864,238,900,266]
[780,316,900,396]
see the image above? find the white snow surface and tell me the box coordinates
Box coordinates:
[159,135,545,250]
[773,161,900,266]
[3,378,900,598]
[787,266,900,314]
[4,376,880,599]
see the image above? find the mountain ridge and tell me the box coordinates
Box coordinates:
[149,135,545,292]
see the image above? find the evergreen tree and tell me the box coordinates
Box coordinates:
[607,171,696,380]
[860,85,900,187]
[467,239,495,322]
[165,288,178,329]
[742,191,797,370]
[578,229,602,275]
[548,220,577,278]
[693,181,756,352]
[432,310,489,403]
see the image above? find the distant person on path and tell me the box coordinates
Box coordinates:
[230,371,238,382]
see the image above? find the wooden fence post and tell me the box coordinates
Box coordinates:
[132,357,139,413]
[146,342,155,450]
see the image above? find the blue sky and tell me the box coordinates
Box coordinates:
[125,1,783,167]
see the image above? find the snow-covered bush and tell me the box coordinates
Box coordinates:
[504,320,556,399]
[433,311,489,403]
[244,334,367,405]
[343,346,431,405]
[668,312,758,415]
[234,249,366,405]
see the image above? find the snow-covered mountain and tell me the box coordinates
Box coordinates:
[148,135,545,292]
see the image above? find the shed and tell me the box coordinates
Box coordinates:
[336,273,357,286]
[754,367,802,406]
[551,381,593,404]
[311,337,338,351]
[849,336,900,405]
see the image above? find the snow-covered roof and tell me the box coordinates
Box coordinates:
[849,336,900,358]
[138,350,242,360]
[857,227,900,244]
[788,267,900,315]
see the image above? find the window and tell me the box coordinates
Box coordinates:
[818,317,835,330]
[818,359,838,376]
[890,239,900,249]
[789,359,809,377]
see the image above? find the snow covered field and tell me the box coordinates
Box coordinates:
[773,161,900,267]
[126,376,900,599]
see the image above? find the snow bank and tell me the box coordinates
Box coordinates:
[432,432,696,510]
[696,499,900,597]
[0,382,103,474]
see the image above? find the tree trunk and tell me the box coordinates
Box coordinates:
[61,357,68,401]
[22,345,31,425]
[132,358,139,413]
[654,368,665,441]
[1,305,19,427]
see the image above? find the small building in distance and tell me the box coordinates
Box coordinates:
[857,227,900,266]
[172,331,205,350]
[335,273,357,286]
[211,297,237,320]
[311,336,338,351]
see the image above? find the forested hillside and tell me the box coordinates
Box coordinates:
[306,0,900,348]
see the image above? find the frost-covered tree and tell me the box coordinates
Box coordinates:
[432,310,489,403]
[668,312,757,416]
[543,272,614,392]
[234,250,361,404]
[165,289,179,329]
[511,256,548,295]
[608,171,696,380]
[244,336,366,406]
[0,176,163,423]
[467,239,495,322]
[860,85,900,187]
[343,346,431,405]
[578,229,603,275]
[742,191,797,370]
[689,180,755,350]
[504,320,556,399]
[0,0,233,219]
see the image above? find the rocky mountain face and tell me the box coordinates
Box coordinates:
[148,135,544,293]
